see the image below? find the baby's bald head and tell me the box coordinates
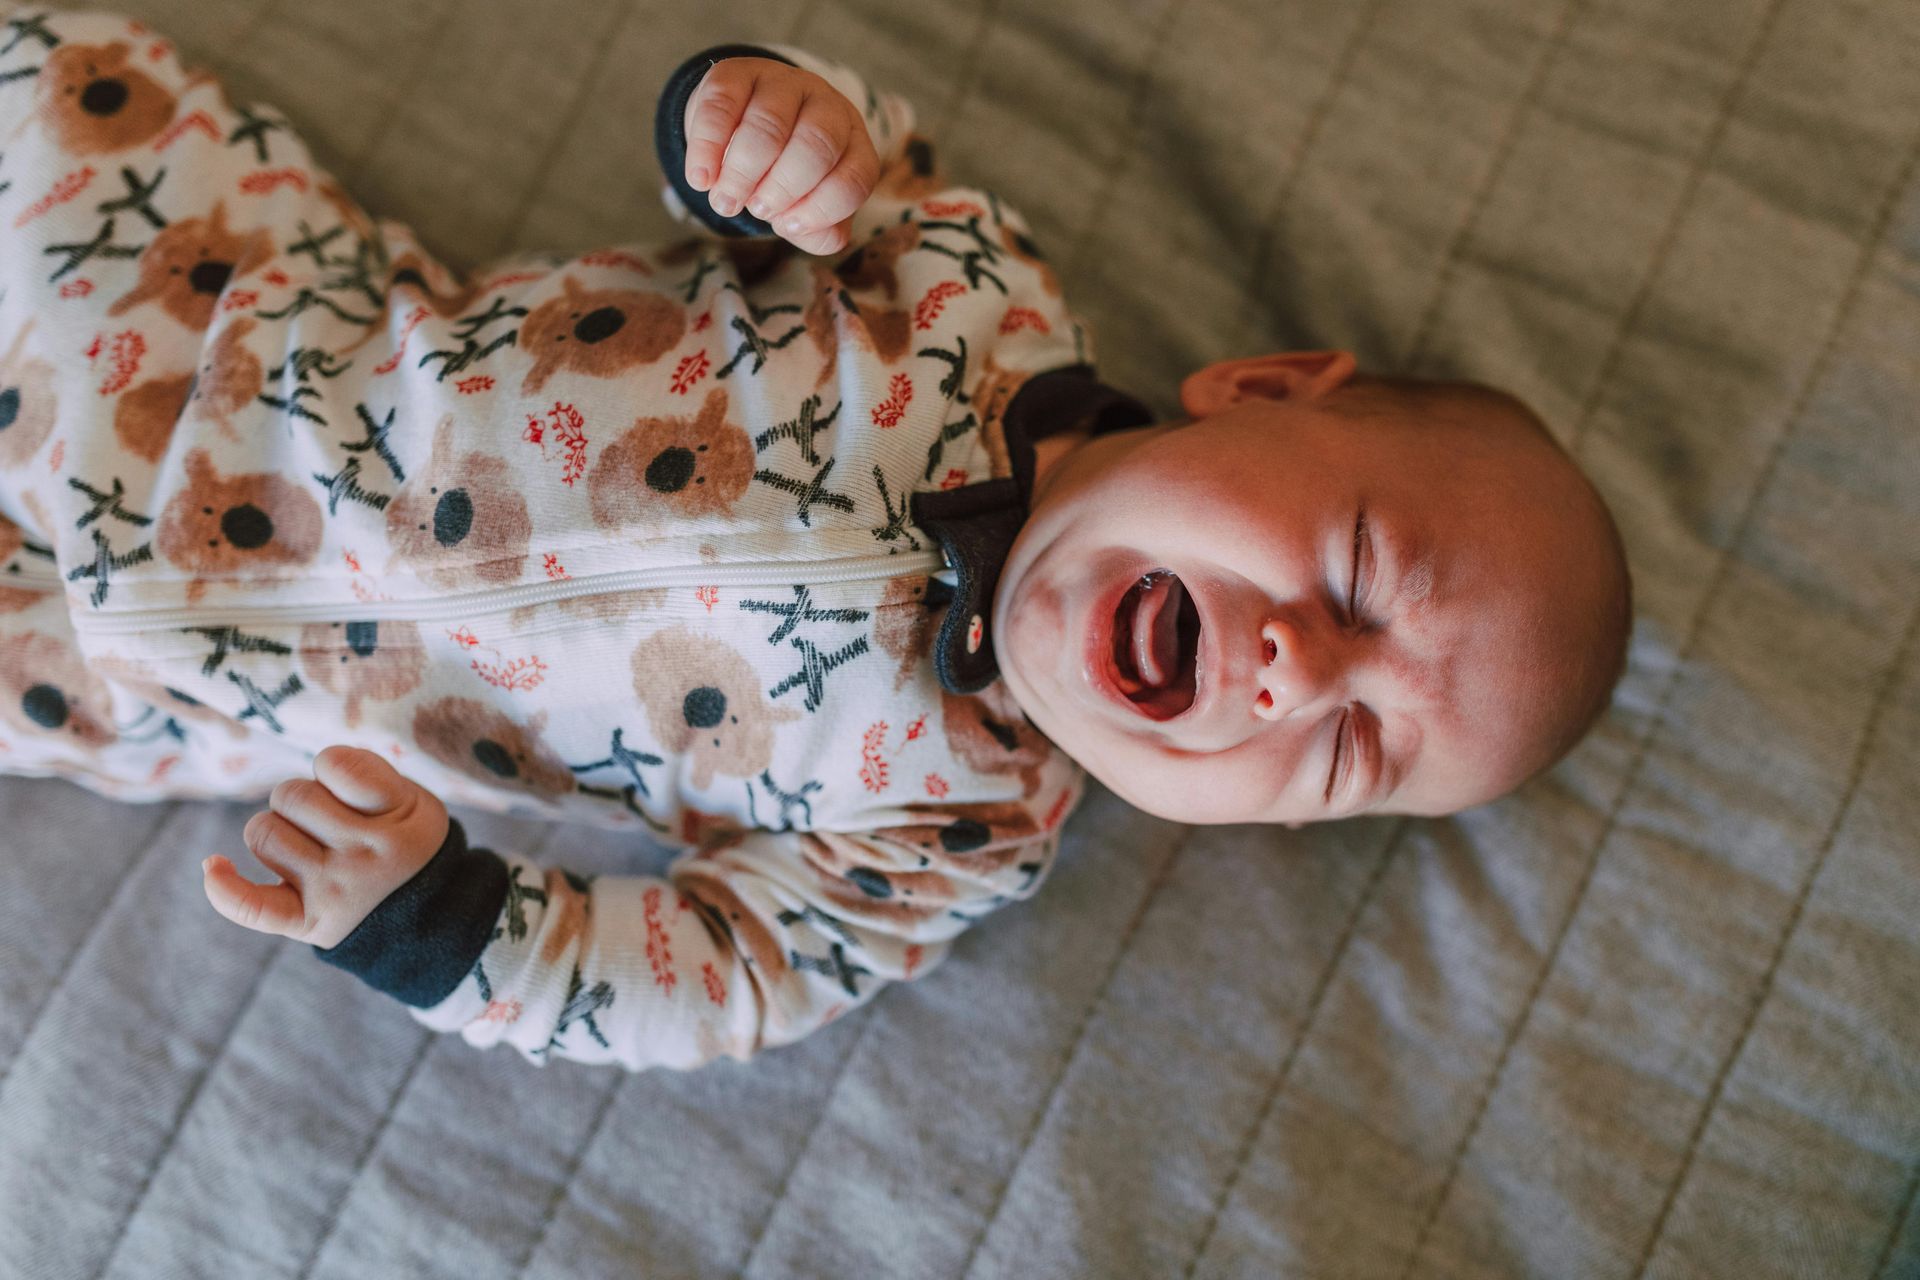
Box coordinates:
[996,350,1636,825]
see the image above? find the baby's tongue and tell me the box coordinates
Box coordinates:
[1131,572,1187,688]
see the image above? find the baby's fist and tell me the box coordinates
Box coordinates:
[203,746,449,950]
[683,56,879,255]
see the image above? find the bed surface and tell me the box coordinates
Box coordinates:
[2,0,1917,1276]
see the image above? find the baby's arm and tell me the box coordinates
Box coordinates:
[657,43,917,252]
[205,750,1070,1071]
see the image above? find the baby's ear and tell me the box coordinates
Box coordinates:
[1178,350,1357,419]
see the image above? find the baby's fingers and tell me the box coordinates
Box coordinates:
[683,60,757,191]
[706,77,805,219]
[743,95,852,224]
[202,854,306,937]
[773,144,878,251]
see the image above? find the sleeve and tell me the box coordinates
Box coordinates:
[655,41,917,238]
[313,786,1076,1071]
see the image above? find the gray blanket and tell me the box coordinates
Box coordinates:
[1,0,1916,1276]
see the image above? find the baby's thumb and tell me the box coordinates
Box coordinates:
[311,744,410,815]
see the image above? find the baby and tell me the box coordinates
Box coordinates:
[0,10,1629,1071]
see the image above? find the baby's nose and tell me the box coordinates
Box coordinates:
[1254,617,1336,720]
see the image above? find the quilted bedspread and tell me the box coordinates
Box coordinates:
[1,0,1916,1276]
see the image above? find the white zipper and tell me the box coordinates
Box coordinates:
[64,547,946,636]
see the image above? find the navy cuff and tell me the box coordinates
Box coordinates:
[656,43,797,238]
[312,817,510,1008]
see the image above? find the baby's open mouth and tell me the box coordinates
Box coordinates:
[1110,570,1201,719]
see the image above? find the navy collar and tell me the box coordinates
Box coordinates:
[908,366,1154,694]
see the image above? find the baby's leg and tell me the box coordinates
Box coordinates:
[0,509,311,802]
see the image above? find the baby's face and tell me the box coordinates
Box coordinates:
[992,352,1620,826]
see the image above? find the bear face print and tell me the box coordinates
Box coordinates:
[385,414,530,589]
[35,40,176,155]
[874,134,945,201]
[800,828,960,926]
[411,696,577,800]
[678,858,792,980]
[835,219,921,301]
[872,799,1043,879]
[90,656,248,740]
[113,372,193,464]
[803,266,911,388]
[629,624,800,792]
[873,573,942,691]
[187,315,267,438]
[518,275,686,395]
[941,681,1050,799]
[0,323,59,470]
[999,224,1060,297]
[109,203,274,332]
[298,619,427,729]
[155,448,324,593]
[0,631,117,748]
[587,388,755,530]
[971,354,1028,480]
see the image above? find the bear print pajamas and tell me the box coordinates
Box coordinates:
[0,9,1153,1069]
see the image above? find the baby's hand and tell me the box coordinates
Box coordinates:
[682,56,879,255]
[202,746,449,950]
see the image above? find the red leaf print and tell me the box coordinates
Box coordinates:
[998,306,1050,335]
[920,199,985,218]
[480,999,522,1024]
[692,310,712,333]
[924,772,949,799]
[446,626,482,650]
[97,331,146,396]
[471,654,548,691]
[904,944,924,978]
[237,167,309,195]
[455,374,495,394]
[153,111,218,150]
[523,402,589,485]
[47,440,64,472]
[147,40,169,61]
[643,886,677,994]
[694,585,719,611]
[702,962,726,1006]
[59,279,93,299]
[859,721,890,794]
[939,468,967,490]
[83,335,102,360]
[372,306,430,375]
[580,248,653,274]
[15,167,95,229]
[872,372,913,428]
[669,349,711,395]
[221,289,258,312]
[149,755,179,784]
[478,270,544,291]
[542,553,570,580]
[342,549,362,573]
[903,714,926,743]
[262,268,291,287]
[912,280,966,331]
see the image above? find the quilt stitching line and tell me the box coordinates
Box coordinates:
[93,940,291,1278]
[301,821,560,1277]
[293,1034,440,1280]
[1871,1154,1920,1280]
[1630,595,1920,1277]
[730,1013,885,1277]
[490,1,643,260]
[0,802,183,1095]
[1059,0,1196,283]
[955,824,1192,1279]
[1389,119,1920,1280]
[335,0,466,191]
[1565,0,1791,455]
[512,1069,629,1278]
[1229,0,1391,339]
[1399,0,1586,373]
[1180,817,1409,1279]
